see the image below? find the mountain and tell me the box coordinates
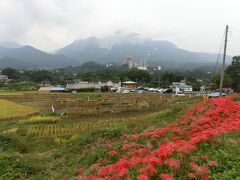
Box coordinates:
[0,41,23,49]
[56,37,108,63]
[56,33,231,70]
[0,57,26,69]
[0,45,78,69]
[0,35,232,70]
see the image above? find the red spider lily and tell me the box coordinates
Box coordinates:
[108,150,118,156]
[131,134,140,140]
[138,174,148,180]
[90,164,98,170]
[97,166,112,177]
[106,143,113,148]
[143,155,162,166]
[112,167,128,178]
[176,140,196,154]
[160,173,175,180]
[129,156,143,166]
[97,158,107,163]
[203,175,209,180]
[78,168,84,175]
[139,164,157,176]
[200,155,209,160]
[164,158,180,170]
[75,96,240,179]
[128,148,149,157]
[187,172,196,179]
[189,162,210,176]
[121,142,140,150]
[209,160,218,167]
[78,176,110,180]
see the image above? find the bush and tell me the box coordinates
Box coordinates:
[0,135,15,151]
[0,82,39,91]
[100,86,109,92]
[0,153,43,179]
[92,128,122,139]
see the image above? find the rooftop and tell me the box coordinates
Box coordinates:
[122,81,137,84]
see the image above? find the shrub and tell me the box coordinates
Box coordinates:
[93,128,122,139]
[0,135,15,150]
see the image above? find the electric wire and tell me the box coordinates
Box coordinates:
[213,31,225,74]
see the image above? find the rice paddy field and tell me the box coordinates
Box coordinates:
[0,99,38,120]
[0,91,239,180]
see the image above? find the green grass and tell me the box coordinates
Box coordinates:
[182,131,240,180]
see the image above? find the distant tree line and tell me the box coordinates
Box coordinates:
[1,56,239,92]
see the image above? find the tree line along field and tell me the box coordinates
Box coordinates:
[0,91,239,179]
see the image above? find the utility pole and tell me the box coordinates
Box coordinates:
[219,25,228,96]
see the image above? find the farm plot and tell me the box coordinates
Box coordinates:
[0,99,38,120]
[26,112,161,137]
[55,93,193,117]
[0,92,193,118]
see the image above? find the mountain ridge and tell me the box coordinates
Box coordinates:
[56,34,231,69]
[0,34,232,70]
[0,45,78,69]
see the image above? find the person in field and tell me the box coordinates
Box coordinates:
[51,104,55,113]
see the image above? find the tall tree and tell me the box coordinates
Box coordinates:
[225,56,240,92]
[210,73,233,90]
[1,68,19,79]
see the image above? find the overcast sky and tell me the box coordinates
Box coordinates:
[0,0,240,55]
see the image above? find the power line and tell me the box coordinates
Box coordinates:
[228,24,240,30]
[214,30,225,74]
[227,27,240,56]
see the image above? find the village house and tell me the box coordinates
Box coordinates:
[66,80,121,91]
[122,81,137,89]
[0,75,10,84]
[171,82,193,93]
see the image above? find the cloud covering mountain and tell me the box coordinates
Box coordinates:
[56,34,230,69]
[0,34,231,70]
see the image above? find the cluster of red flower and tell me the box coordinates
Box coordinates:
[77,96,240,180]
